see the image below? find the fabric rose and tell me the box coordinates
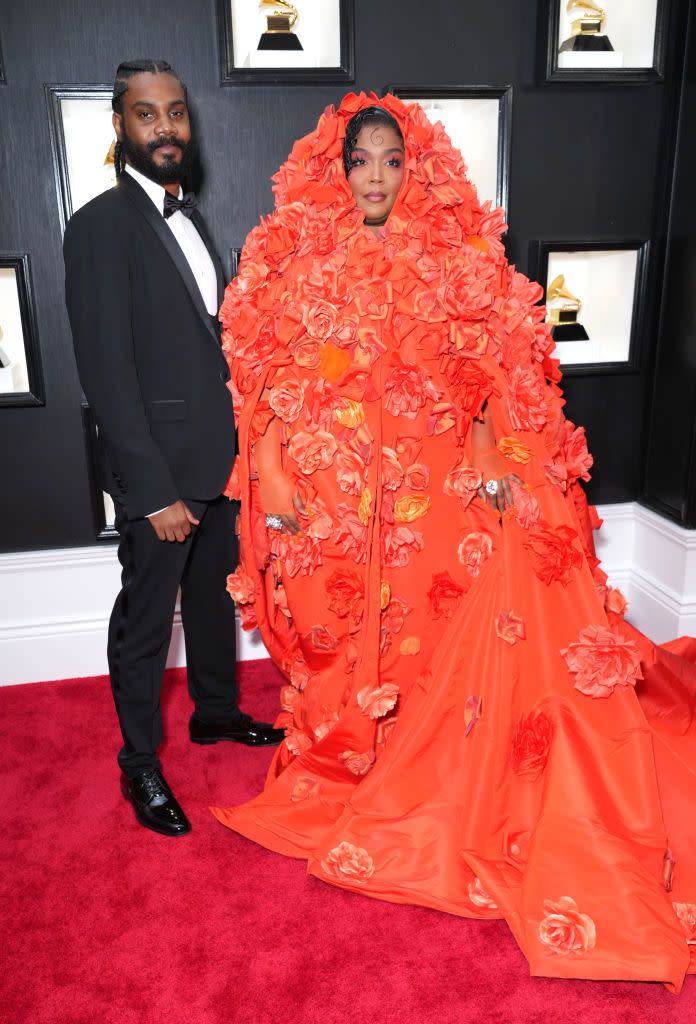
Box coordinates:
[561,625,643,698]
[334,398,365,428]
[394,495,430,523]
[538,897,597,956]
[321,842,375,883]
[280,685,300,713]
[314,711,339,742]
[336,446,365,495]
[673,903,696,944]
[225,569,255,606]
[496,610,526,645]
[290,776,321,802]
[604,586,628,617]
[468,878,498,910]
[523,522,582,586]
[338,750,376,776]
[334,505,368,563]
[508,480,540,530]
[304,300,339,341]
[381,447,405,490]
[271,532,323,578]
[497,436,532,464]
[292,337,322,369]
[325,570,364,618]
[303,624,339,653]
[506,365,547,433]
[382,596,411,634]
[544,460,568,492]
[268,378,304,423]
[382,525,425,568]
[352,278,393,319]
[404,462,430,490]
[399,636,421,656]
[511,707,553,779]
[384,357,440,419]
[560,420,593,484]
[458,532,494,578]
[444,462,482,507]
[358,487,373,524]
[428,572,467,619]
[288,430,338,475]
[357,683,400,719]
[289,660,313,691]
[284,727,312,757]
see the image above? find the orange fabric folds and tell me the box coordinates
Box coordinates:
[212,93,696,990]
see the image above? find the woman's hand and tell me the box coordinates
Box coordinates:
[470,404,523,514]
[477,472,524,515]
[259,470,307,535]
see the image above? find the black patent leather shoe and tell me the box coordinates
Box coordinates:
[120,768,191,837]
[189,713,284,747]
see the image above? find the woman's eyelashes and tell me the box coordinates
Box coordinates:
[349,156,403,170]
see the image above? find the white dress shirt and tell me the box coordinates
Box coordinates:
[124,165,220,517]
[124,164,218,315]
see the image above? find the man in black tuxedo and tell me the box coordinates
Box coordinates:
[63,59,282,838]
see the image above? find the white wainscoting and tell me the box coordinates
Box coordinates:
[0,502,694,686]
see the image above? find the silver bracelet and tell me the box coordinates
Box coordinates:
[485,479,499,496]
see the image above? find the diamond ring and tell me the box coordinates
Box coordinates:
[485,479,499,496]
[265,514,284,530]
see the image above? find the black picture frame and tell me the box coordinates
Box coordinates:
[0,254,45,408]
[532,239,651,376]
[81,403,118,541]
[218,0,354,84]
[45,84,112,232]
[386,85,513,214]
[227,247,242,281]
[539,0,669,83]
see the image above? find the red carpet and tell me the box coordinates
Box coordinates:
[2,663,694,1024]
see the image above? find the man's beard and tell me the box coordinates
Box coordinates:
[120,126,193,186]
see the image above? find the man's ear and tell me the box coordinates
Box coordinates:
[112,111,123,140]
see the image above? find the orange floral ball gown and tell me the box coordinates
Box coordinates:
[212,93,696,990]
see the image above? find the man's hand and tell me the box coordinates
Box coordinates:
[147,500,200,542]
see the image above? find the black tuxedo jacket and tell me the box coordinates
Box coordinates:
[63,172,236,520]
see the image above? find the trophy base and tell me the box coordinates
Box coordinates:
[257,32,303,51]
[551,323,590,342]
[560,35,614,53]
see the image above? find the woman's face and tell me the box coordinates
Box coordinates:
[347,123,405,227]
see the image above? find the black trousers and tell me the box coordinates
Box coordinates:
[108,495,240,777]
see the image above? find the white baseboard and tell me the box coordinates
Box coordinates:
[0,502,693,686]
[0,545,267,686]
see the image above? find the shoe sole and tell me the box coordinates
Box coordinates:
[190,734,282,746]
[121,787,192,837]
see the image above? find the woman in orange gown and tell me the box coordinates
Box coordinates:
[213,93,696,990]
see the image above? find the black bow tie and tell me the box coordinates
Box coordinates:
[163,191,197,220]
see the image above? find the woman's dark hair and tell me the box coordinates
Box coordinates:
[111,59,187,176]
[342,106,404,176]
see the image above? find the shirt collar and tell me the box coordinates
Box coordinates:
[124,164,183,216]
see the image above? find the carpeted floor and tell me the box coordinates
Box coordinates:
[1,663,694,1024]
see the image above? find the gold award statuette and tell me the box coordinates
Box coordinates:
[546,274,590,341]
[258,0,303,50]
[560,0,614,52]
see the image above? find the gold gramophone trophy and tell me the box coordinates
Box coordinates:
[546,274,589,341]
[257,0,303,51]
[559,0,614,53]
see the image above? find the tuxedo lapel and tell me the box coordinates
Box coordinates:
[117,174,221,348]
